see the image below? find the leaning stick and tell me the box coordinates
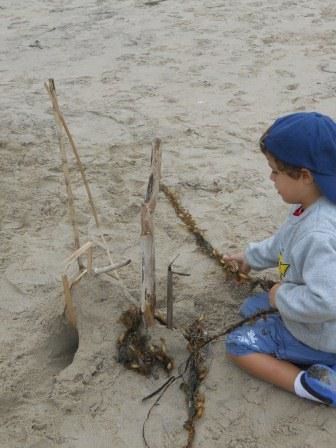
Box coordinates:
[45,79,115,270]
[45,79,82,270]
[46,79,100,228]
[141,138,162,327]
[64,241,93,269]
[93,259,131,275]
[62,274,77,327]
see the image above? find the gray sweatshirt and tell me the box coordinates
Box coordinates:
[245,197,336,353]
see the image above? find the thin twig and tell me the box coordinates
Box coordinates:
[45,79,115,268]
[93,259,131,275]
[46,81,112,271]
[167,260,174,329]
[142,309,278,448]
[201,309,278,348]
[47,79,100,227]
[142,375,180,448]
[167,254,190,330]
[45,79,82,270]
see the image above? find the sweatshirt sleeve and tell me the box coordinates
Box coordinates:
[275,232,336,323]
[245,232,281,271]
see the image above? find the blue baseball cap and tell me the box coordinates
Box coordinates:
[263,112,336,204]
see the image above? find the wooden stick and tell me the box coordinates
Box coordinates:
[70,269,88,287]
[45,80,82,270]
[167,262,173,330]
[62,274,77,328]
[141,203,156,327]
[87,245,93,274]
[166,254,190,330]
[64,241,93,269]
[46,79,100,228]
[93,259,131,275]
[45,79,115,271]
[46,80,139,307]
[141,139,162,327]
[145,138,162,212]
[166,254,179,330]
[64,242,93,288]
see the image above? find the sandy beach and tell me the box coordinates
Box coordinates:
[1,1,336,446]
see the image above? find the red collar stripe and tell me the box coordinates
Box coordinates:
[293,206,305,216]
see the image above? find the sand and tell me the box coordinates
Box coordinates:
[1,0,336,446]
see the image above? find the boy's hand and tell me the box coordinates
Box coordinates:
[269,283,281,308]
[222,252,251,275]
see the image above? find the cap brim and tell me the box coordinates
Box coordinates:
[313,172,336,204]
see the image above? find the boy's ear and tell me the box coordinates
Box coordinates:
[301,168,315,184]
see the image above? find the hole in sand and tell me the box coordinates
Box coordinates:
[47,316,79,371]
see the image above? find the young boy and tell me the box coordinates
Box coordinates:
[224,112,336,406]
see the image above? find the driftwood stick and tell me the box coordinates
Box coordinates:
[53,88,115,265]
[87,245,93,273]
[62,274,77,328]
[70,269,88,287]
[167,262,173,330]
[141,203,156,327]
[45,79,116,272]
[64,241,93,269]
[46,79,100,228]
[166,253,187,330]
[45,79,82,270]
[145,138,162,212]
[141,138,162,327]
[93,259,131,275]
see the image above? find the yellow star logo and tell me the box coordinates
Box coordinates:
[278,253,289,279]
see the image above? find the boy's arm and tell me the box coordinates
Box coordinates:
[223,232,281,274]
[245,233,281,271]
[275,233,336,322]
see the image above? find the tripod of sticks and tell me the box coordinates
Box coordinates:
[45,79,132,325]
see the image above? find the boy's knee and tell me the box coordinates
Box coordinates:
[226,324,267,357]
[226,352,255,370]
[226,351,240,363]
[239,292,270,318]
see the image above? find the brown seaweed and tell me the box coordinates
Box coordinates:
[181,317,209,448]
[141,309,278,448]
[117,306,174,376]
[160,183,275,290]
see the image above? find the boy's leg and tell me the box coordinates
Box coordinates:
[227,352,332,403]
[226,314,336,405]
[239,292,272,318]
[227,352,300,392]
[226,314,299,391]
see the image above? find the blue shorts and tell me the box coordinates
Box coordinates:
[226,293,336,366]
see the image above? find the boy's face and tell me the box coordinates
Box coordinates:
[265,153,321,207]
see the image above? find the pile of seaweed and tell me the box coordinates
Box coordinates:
[117,306,174,376]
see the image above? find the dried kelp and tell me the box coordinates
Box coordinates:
[181,310,277,447]
[160,183,274,290]
[183,311,278,447]
[117,306,174,375]
[142,309,278,448]
[141,317,209,448]
[181,317,209,448]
